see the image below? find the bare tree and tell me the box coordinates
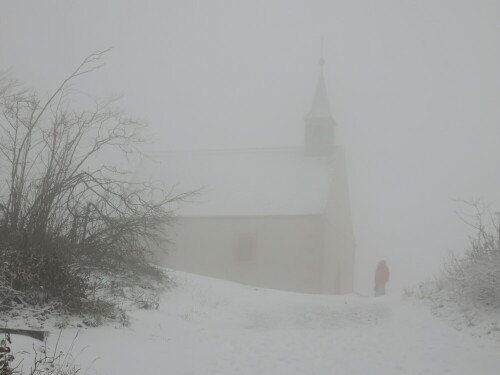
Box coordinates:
[0,51,188,307]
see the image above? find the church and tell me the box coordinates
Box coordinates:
[141,58,356,294]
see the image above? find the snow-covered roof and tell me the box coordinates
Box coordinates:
[135,148,333,217]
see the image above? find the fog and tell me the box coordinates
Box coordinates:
[1,0,500,295]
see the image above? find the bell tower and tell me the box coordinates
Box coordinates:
[304,56,336,157]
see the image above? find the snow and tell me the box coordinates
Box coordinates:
[134,148,333,216]
[8,271,500,374]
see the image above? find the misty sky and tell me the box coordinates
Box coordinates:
[1,0,500,294]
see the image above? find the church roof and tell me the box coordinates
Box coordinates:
[306,58,333,119]
[135,148,333,217]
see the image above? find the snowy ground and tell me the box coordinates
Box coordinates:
[9,271,500,375]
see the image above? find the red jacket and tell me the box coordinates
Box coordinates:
[375,264,390,284]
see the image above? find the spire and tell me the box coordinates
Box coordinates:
[307,55,332,119]
[304,42,336,157]
[306,39,333,119]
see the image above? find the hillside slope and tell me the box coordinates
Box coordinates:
[9,271,500,375]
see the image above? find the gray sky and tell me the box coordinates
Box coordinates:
[1,0,500,294]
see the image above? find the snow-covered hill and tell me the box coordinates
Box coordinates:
[9,271,500,374]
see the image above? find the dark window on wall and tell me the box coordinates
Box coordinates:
[235,234,255,262]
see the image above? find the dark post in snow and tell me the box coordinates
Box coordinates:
[0,328,48,342]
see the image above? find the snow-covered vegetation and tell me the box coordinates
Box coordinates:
[0,53,185,324]
[408,201,500,338]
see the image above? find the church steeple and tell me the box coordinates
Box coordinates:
[304,53,336,157]
[306,57,332,119]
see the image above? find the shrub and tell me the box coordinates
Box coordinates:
[442,201,500,309]
[2,331,81,375]
[0,51,190,313]
[0,333,14,375]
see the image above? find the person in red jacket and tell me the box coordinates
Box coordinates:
[374,260,390,296]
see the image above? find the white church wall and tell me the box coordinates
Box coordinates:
[322,146,356,294]
[162,215,324,293]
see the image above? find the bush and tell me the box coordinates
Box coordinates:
[0,333,14,375]
[0,237,86,310]
[433,201,500,309]
[2,331,82,375]
[0,51,189,314]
